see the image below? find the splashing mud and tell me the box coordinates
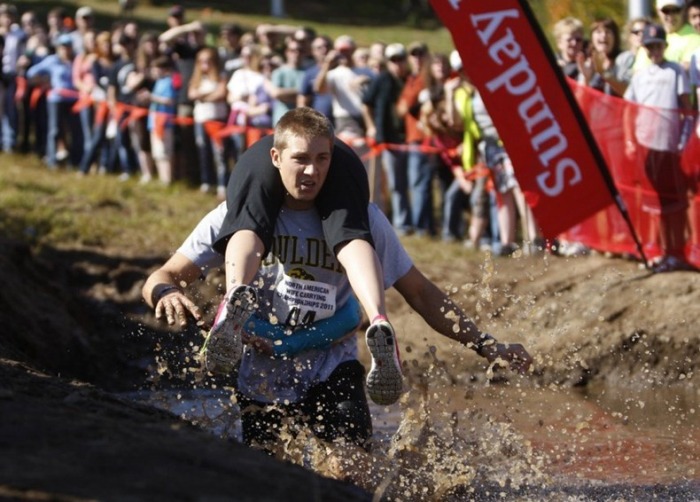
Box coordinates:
[136,327,698,501]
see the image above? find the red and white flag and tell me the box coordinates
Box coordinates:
[430,0,618,238]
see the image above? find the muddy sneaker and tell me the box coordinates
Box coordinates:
[201,285,257,375]
[365,317,403,405]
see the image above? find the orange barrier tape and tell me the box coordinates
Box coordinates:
[71,93,94,113]
[15,76,27,102]
[29,87,47,110]
[153,112,169,140]
[121,107,148,130]
[95,101,110,126]
[203,121,226,148]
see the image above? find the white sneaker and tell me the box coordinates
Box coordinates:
[365,318,403,405]
[201,285,258,375]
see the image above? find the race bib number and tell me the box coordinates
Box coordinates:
[273,276,337,328]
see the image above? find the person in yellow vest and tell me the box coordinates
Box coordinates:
[441,50,488,248]
[634,0,700,71]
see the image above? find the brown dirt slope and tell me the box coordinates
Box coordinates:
[1,234,698,500]
[387,250,699,389]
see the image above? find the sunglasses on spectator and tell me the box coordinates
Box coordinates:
[389,56,406,63]
[630,29,644,35]
[410,49,424,57]
[660,6,681,14]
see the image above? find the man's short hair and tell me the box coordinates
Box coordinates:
[273,108,335,152]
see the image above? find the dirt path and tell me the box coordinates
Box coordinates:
[1,237,698,500]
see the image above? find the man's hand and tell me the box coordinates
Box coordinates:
[155,290,203,328]
[480,342,532,374]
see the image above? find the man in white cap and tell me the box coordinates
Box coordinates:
[71,6,94,55]
[362,43,412,229]
[315,35,371,140]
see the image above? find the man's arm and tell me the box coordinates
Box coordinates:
[158,21,203,44]
[393,265,532,373]
[142,253,204,327]
[313,50,336,94]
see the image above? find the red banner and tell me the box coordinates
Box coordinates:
[430,0,618,238]
[560,80,700,266]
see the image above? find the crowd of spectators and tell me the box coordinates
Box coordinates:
[552,0,699,271]
[0,1,698,268]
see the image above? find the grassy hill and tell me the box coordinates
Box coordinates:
[22,0,633,56]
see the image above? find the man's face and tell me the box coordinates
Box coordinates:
[688,6,700,33]
[76,13,93,30]
[658,4,683,33]
[271,135,332,210]
[645,41,666,64]
[167,14,182,28]
[311,37,330,63]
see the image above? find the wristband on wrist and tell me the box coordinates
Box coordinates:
[155,285,181,303]
[472,333,496,357]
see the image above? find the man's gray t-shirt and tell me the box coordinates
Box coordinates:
[624,60,689,152]
[178,202,413,403]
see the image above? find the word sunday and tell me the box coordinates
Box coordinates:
[470,8,583,198]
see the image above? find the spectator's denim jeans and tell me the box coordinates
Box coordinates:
[408,149,435,236]
[442,178,469,240]
[381,149,411,233]
[195,121,228,189]
[2,77,19,152]
[46,100,81,168]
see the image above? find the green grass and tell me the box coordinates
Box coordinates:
[0,153,478,266]
[21,0,628,58]
[0,154,216,256]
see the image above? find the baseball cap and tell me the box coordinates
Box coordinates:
[75,6,93,18]
[642,23,667,46]
[168,5,184,17]
[656,0,683,10]
[384,43,406,60]
[334,35,356,51]
[57,33,73,47]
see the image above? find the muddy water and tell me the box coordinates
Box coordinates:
[129,379,699,500]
